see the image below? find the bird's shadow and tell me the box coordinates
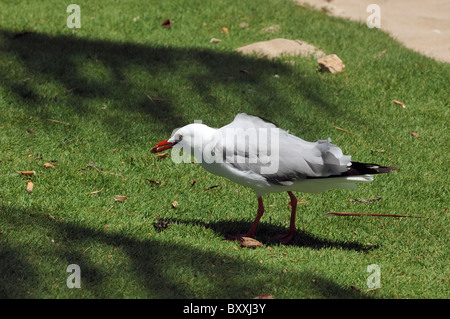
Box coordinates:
[161,218,378,251]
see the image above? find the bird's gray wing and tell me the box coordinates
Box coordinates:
[216,113,351,185]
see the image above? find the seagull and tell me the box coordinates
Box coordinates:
[151,113,398,244]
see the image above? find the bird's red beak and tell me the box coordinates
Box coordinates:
[150,139,177,153]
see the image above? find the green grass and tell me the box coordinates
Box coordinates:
[0,0,448,299]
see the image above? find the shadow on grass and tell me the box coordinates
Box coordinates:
[162,218,377,251]
[0,205,369,299]
[1,30,373,298]
[0,29,360,138]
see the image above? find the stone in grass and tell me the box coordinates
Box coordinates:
[317,54,345,73]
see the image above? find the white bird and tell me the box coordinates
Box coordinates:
[151,113,398,244]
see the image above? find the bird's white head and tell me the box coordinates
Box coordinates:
[151,123,217,157]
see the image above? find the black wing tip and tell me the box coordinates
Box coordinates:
[349,161,399,175]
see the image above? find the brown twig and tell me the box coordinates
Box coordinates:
[325,212,426,218]
[47,119,70,125]
[333,126,352,134]
[145,93,171,103]
[393,100,406,108]
[204,184,220,191]
[349,196,382,203]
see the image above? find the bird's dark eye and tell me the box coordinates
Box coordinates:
[177,134,183,142]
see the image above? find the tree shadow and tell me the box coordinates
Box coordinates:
[0,29,357,139]
[0,205,369,299]
[0,245,39,298]
[0,30,373,298]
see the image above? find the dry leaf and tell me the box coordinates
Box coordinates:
[221,27,229,34]
[190,179,196,186]
[146,179,161,185]
[43,162,55,169]
[27,129,36,134]
[240,237,263,248]
[171,200,178,208]
[114,195,127,202]
[19,171,36,176]
[393,99,406,108]
[210,37,221,43]
[161,19,172,28]
[411,132,420,138]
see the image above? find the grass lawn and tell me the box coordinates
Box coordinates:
[0,0,448,299]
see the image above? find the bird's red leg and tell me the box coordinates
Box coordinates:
[273,191,298,244]
[246,197,264,237]
[226,196,264,240]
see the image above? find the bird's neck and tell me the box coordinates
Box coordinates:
[190,125,218,163]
